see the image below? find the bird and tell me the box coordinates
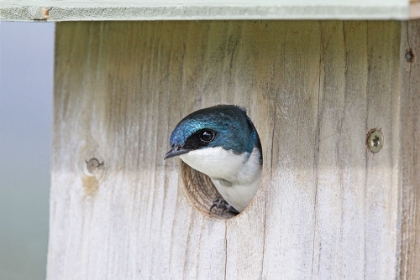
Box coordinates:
[164,105,263,215]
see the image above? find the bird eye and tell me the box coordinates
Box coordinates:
[199,130,215,142]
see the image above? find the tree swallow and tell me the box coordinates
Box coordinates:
[164,105,263,214]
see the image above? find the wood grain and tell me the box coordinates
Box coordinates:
[0,0,414,21]
[398,20,420,280]
[48,20,419,279]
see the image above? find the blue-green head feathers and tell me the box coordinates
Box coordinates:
[169,105,261,155]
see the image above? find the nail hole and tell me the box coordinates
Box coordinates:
[405,49,414,63]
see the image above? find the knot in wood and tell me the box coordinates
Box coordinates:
[85,158,104,174]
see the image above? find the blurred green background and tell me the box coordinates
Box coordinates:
[0,22,54,280]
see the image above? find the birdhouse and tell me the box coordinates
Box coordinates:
[2,1,419,279]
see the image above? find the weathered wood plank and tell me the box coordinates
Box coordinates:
[0,0,416,21]
[398,19,420,280]
[48,20,419,280]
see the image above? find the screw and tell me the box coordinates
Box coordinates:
[405,49,414,63]
[367,129,384,153]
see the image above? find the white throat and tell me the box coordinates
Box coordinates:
[180,147,262,212]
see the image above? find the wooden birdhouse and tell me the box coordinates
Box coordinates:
[2,1,419,279]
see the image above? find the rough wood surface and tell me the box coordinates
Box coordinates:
[0,0,416,21]
[398,20,420,280]
[48,21,419,279]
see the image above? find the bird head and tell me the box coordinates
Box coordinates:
[164,105,260,160]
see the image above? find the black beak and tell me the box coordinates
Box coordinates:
[164,146,191,160]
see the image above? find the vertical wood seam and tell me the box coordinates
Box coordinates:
[362,22,369,280]
[182,210,194,280]
[310,21,323,278]
[398,19,420,280]
[224,229,228,280]
[338,22,347,280]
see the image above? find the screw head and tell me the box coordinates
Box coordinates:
[367,129,384,153]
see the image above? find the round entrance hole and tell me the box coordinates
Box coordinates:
[166,105,263,220]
